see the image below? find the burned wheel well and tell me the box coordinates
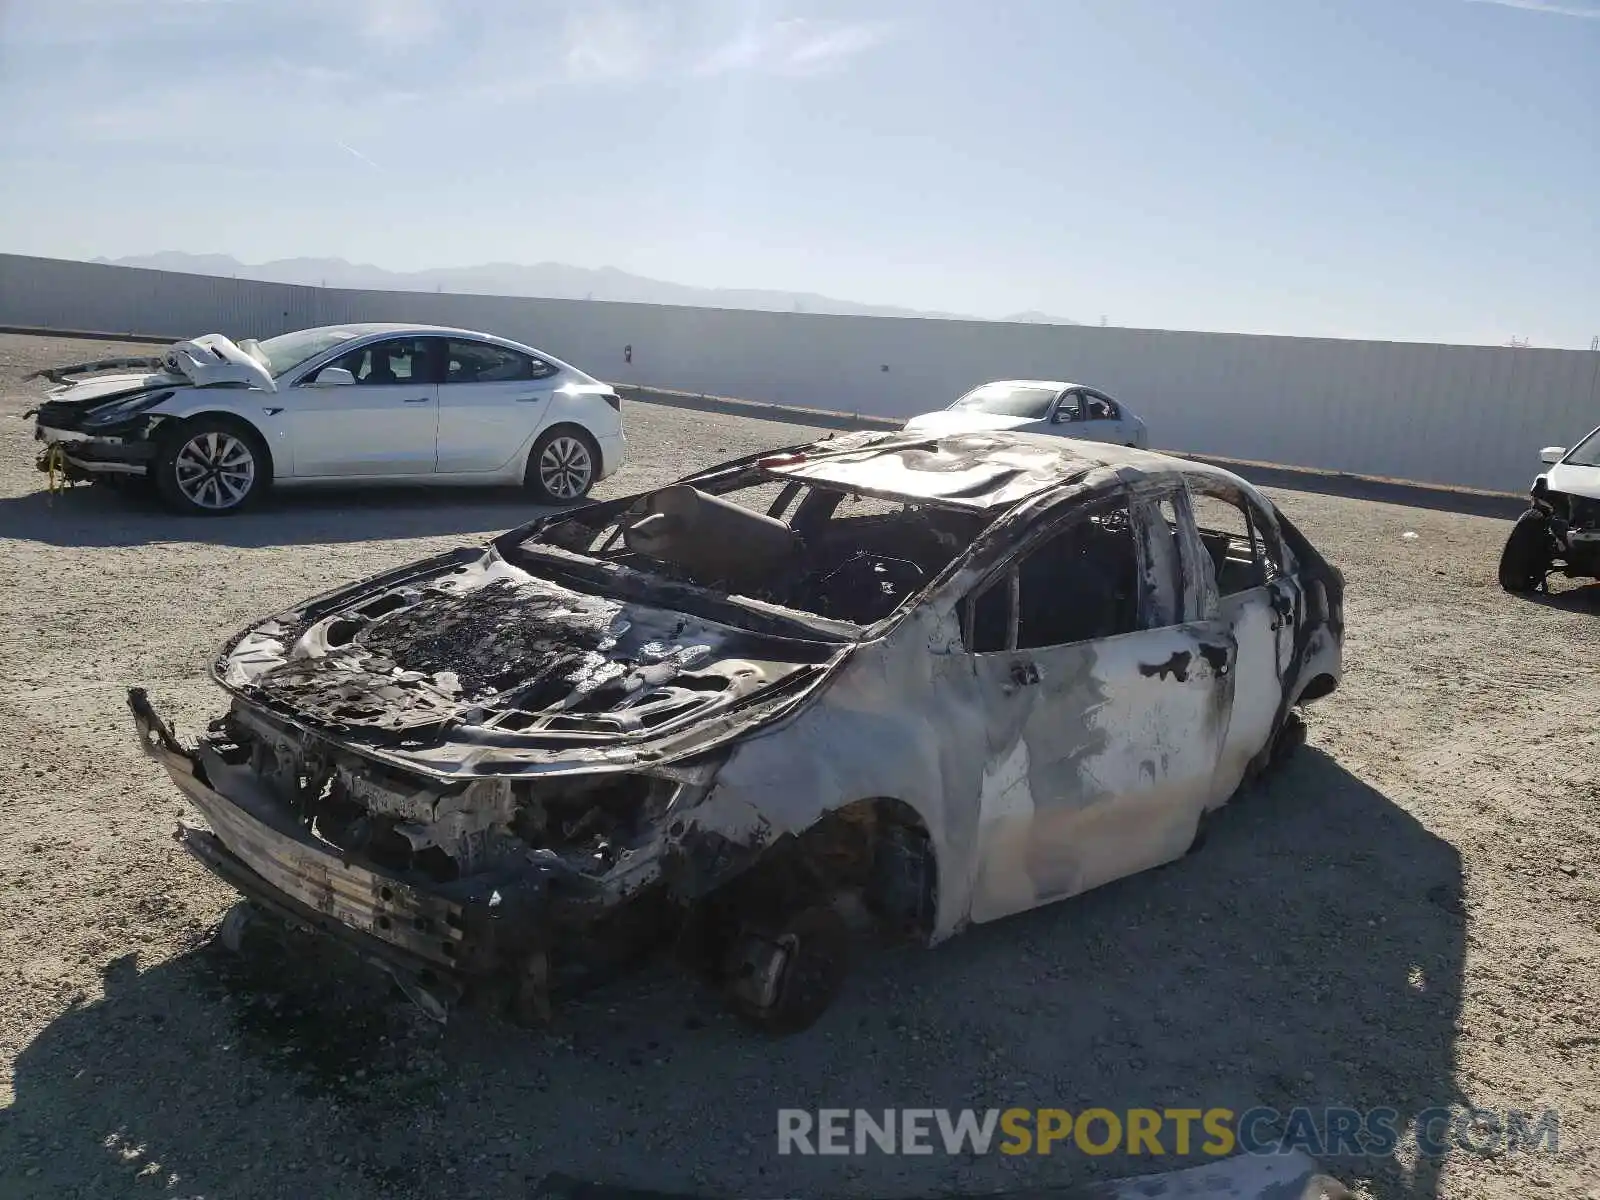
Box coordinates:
[777,798,939,941]
[1297,672,1338,704]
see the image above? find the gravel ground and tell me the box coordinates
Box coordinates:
[0,331,1596,1200]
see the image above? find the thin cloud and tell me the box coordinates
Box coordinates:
[359,0,442,48]
[336,141,382,170]
[1465,0,1600,17]
[561,2,665,80]
[697,18,895,77]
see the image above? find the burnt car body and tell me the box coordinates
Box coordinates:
[1498,425,1600,593]
[131,429,1343,1029]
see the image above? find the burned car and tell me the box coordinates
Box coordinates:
[131,429,1343,1031]
[1498,424,1600,593]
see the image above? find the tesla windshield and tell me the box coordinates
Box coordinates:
[252,328,362,377]
[950,383,1060,420]
[1563,427,1600,468]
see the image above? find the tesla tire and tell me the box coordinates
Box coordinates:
[1498,509,1552,593]
[524,426,600,505]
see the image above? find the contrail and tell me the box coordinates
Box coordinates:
[1465,0,1600,17]
[336,141,382,169]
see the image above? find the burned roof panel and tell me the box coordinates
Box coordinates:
[761,429,1192,509]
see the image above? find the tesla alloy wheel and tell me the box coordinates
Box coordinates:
[155,417,268,515]
[526,427,599,504]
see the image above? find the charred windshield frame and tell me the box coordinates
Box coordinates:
[501,466,996,637]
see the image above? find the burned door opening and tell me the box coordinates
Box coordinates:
[961,489,1234,923]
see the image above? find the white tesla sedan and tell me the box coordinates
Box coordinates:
[29,323,625,514]
[903,379,1149,449]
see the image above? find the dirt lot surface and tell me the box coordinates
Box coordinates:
[0,331,1596,1200]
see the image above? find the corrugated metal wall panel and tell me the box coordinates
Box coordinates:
[2,253,1595,492]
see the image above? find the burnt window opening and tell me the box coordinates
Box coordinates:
[1251,504,1285,581]
[960,499,1141,652]
[1142,496,1185,627]
[1188,485,1283,595]
[526,474,989,627]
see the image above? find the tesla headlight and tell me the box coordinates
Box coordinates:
[82,390,173,427]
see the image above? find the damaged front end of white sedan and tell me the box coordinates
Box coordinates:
[130,429,1343,1033]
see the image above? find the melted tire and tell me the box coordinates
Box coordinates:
[727,905,849,1035]
[1271,709,1308,767]
[215,900,269,955]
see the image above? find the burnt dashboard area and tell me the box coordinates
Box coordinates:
[211,702,679,898]
[530,472,992,626]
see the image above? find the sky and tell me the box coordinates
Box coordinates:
[0,0,1595,347]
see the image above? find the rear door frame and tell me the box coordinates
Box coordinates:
[1182,473,1302,794]
[957,478,1239,923]
[434,336,563,475]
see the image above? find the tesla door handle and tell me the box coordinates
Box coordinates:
[403,396,432,403]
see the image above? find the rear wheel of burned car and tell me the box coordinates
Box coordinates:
[1498,509,1553,593]
[154,415,270,515]
[525,426,599,505]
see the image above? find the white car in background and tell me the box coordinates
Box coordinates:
[1498,424,1600,592]
[29,323,625,514]
[903,379,1149,449]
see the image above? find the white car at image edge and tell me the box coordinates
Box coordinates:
[29,323,626,514]
[903,379,1149,448]
[1497,424,1600,592]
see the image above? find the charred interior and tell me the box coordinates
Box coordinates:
[528,468,992,627]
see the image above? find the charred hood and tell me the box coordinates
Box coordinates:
[215,548,847,771]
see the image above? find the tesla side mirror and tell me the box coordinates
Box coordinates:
[1540,446,1566,464]
[312,367,356,387]
[1053,409,1078,424]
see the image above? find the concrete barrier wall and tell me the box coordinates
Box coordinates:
[3,253,1595,492]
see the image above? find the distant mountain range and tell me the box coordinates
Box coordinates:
[92,252,1078,325]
